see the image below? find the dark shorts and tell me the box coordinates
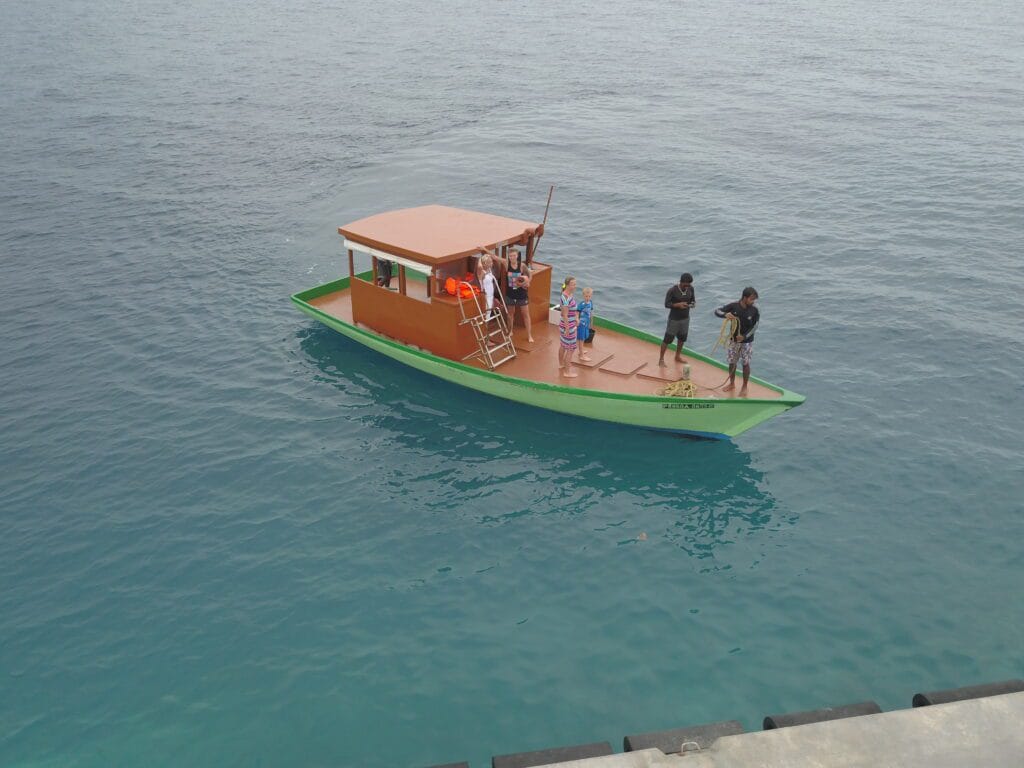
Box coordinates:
[664,317,689,343]
[506,294,529,307]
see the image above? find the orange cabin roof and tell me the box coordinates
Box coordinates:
[338,205,541,265]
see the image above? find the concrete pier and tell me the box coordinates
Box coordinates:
[508,692,1024,768]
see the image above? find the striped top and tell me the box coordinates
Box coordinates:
[559,292,578,347]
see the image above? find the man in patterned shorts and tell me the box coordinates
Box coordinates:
[714,287,759,397]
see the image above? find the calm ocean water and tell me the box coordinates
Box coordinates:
[2,1,1023,766]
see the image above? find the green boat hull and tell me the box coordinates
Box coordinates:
[292,277,805,439]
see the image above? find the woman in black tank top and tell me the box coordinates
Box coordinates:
[502,247,533,342]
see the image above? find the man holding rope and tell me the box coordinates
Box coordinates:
[714,287,759,397]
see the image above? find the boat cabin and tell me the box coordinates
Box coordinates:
[339,204,552,362]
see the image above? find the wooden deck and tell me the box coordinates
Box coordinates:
[308,284,781,400]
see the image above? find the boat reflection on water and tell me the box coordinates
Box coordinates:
[297,326,794,567]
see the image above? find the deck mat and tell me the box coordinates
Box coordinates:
[637,365,691,383]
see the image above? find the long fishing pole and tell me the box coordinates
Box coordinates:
[529,185,555,264]
[542,184,554,226]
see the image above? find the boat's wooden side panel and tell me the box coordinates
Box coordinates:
[349,276,478,360]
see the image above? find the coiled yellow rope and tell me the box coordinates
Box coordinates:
[711,315,739,356]
[658,379,697,398]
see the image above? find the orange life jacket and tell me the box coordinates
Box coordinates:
[444,276,480,299]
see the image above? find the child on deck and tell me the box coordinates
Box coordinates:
[576,287,595,362]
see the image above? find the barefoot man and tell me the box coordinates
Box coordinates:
[659,273,695,366]
[714,287,759,397]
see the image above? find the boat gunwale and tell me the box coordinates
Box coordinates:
[291,275,806,407]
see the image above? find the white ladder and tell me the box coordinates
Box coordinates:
[456,282,518,370]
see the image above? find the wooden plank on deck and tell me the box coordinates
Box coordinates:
[637,365,690,383]
[574,353,614,368]
[600,356,648,376]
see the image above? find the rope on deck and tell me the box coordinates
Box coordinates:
[658,379,697,398]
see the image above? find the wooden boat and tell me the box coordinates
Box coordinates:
[291,205,804,439]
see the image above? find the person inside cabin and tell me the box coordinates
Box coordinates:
[376,258,394,288]
[659,272,695,367]
[576,286,595,362]
[558,275,579,378]
[714,286,760,397]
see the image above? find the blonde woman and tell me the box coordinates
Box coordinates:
[476,244,533,341]
[477,254,497,317]
[558,276,579,377]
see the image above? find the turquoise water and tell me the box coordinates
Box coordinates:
[2,0,1023,766]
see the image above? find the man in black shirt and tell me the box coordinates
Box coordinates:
[659,273,695,367]
[714,286,760,397]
